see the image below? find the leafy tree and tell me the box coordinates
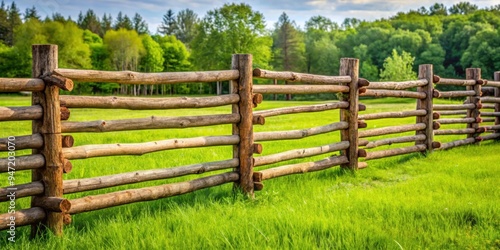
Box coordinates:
[272,12,305,72]
[354,44,379,81]
[133,13,149,35]
[429,3,448,15]
[175,9,198,45]
[449,2,478,15]
[461,28,500,78]
[51,12,69,23]
[157,9,177,35]
[380,49,417,81]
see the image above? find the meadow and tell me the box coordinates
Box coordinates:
[0,95,499,249]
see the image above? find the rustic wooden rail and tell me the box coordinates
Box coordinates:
[0,44,498,239]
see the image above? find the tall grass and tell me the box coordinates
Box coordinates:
[0,96,499,249]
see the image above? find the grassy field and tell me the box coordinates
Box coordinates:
[0,95,499,249]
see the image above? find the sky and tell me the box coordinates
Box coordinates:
[11,0,500,32]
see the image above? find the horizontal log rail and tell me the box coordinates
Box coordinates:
[254,141,349,167]
[364,145,427,160]
[63,159,239,194]
[0,154,45,172]
[0,207,46,231]
[252,68,351,84]
[480,97,500,104]
[359,123,426,138]
[436,110,467,116]
[0,181,44,202]
[254,102,349,118]
[436,118,476,124]
[54,68,239,84]
[482,118,495,123]
[438,90,476,98]
[253,85,349,94]
[436,77,476,86]
[433,104,476,110]
[0,78,45,92]
[0,133,43,151]
[0,105,42,121]
[366,79,428,90]
[484,125,500,131]
[434,128,476,135]
[360,89,426,99]
[69,172,239,214]
[479,112,500,117]
[63,135,239,160]
[359,134,426,149]
[358,109,426,120]
[60,94,239,109]
[439,138,476,150]
[254,122,348,142]
[255,156,348,180]
[477,133,500,141]
[61,114,240,133]
[482,104,496,109]
[485,80,500,88]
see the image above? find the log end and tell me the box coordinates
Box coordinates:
[433,89,442,98]
[253,68,263,77]
[358,104,366,112]
[477,79,487,85]
[63,159,73,174]
[253,115,265,125]
[253,93,263,105]
[63,213,72,225]
[358,78,370,87]
[358,120,368,129]
[432,141,442,149]
[475,136,483,142]
[62,135,74,148]
[254,182,264,191]
[475,117,483,123]
[433,121,441,130]
[433,75,441,83]
[60,107,71,120]
[253,171,263,182]
[433,112,441,120]
[59,199,72,213]
[476,127,486,133]
[253,144,263,154]
[359,88,367,94]
[476,103,483,109]
[358,149,367,158]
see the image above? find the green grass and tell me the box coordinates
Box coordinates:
[0,96,499,249]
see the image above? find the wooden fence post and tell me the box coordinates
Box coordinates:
[339,58,359,170]
[232,54,254,197]
[31,45,65,237]
[416,64,434,152]
[494,72,500,137]
[466,68,482,143]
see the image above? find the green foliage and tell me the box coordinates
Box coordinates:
[140,35,164,72]
[272,12,305,72]
[104,28,144,71]
[380,49,417,81]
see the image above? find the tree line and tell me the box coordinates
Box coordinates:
[0,1,499,96]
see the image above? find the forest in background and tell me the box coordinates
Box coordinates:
[0,1,499,96]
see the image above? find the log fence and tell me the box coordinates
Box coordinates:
[0,45,498,238]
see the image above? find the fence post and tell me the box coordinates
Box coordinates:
[494,72,500,137]
[231,54,254,197]
[466,68,482,143]
[339,58,359,170]
[416,64,435,152]
[31,45,65,237]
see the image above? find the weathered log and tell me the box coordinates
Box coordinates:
[478,112,500,117]
[436,118,476,124]
[436,77,476,86]
[357,162,368,169]
[358,109,426,120]
[438,90,476,98]
[476,133,500,141]
[63,135,239,160]
[482,87,496,96]
[258,156,348,180]
[41,75,73,91]
[0,154,45,172]
[253,141,349,167]
[0,78,45,92]
[63,159,238,194]
[0,207,46,231]
[253,101,349,118]
[433,104,476,110]
[436,110,467,116]
[465,68,482,143]
[364,145,427,160]
[32,197,71,213]
[365,79,428,90]
[61,114,240,133]
[482,104,495,109]
[359,123,426,138]
[361,89,426,99]
[434,128,476,135]
[360,134,426,149]
[480,97,500,103]
[0,181,44,202]
[439,138,476,150]
[69,172,239,214]
[254,122,348,142]
[339,58,359,170]
[0,105,43,121]
[483,124,500,131]
[485,80,500,88]
[495,73,500,135]
[59,94,239,109]
[253,84,349,94]
[54,68,239,84]
[252,68,351,84]
[0,134,43,151]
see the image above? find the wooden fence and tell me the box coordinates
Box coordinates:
[0,45,499,238]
